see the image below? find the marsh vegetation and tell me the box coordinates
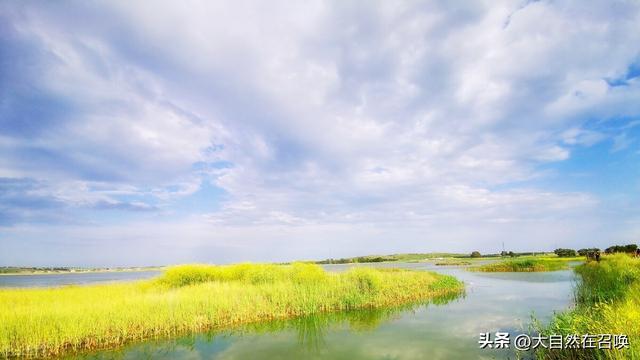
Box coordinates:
[435,260,472,266]
[0,262,462,358]
[470,258,570,272]
[540,254,639,359]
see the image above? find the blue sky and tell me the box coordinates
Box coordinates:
[1,0,639,266]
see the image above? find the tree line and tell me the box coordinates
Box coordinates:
[553,244,638,257]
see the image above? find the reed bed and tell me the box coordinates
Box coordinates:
[470,258,569,272]
[539,254,640,359]
[0,262,463,358]
[435,260,471,266]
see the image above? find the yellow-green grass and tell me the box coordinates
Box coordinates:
[435,260,472,266]
[0,262,463,358]
[470,258,569,272]
[539,254,640,359]
[526,255,584,262]
[493,254,584,262]
[463,255,582,263]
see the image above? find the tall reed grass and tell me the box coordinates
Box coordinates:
[539,254,640,359]
[0,262,463,358]
[471,258,568,272]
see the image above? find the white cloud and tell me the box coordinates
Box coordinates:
[1,0,640,263]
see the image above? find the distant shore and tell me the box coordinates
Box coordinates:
[0,267,165,276]
[2,252,565,274]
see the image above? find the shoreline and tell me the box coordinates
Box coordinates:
[0,267,165,276]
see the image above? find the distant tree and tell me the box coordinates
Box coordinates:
[605,244,638,254]
[470,251,481,258]
[508,251,515,257]
[577,248,600,256]
[554,248,577,257]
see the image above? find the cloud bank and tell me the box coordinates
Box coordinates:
[1,0,639,266]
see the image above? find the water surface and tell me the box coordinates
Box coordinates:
[0,270,161,288]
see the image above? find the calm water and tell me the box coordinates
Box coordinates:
[0,270,161,287]
[58,263,576,360]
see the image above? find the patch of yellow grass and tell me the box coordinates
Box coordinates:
[542,254,640,359]
[0,262,463,358]
[470,259,568,272]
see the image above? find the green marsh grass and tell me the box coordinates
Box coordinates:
[470,258,569,272]
[539,254,640,359]
[435,260,471,266]
[0,262,463,358]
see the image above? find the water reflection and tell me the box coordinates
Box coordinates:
[0,271,161,288]
[71,291,463,359]
[242,291,463,352]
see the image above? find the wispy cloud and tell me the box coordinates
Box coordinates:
[1,0,639,265]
